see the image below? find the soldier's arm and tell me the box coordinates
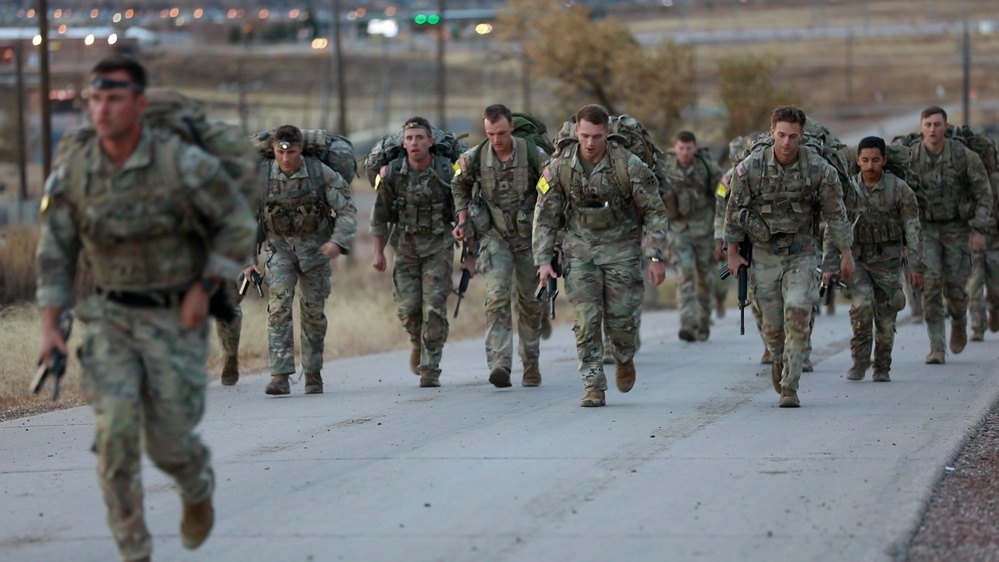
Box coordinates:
[898,180,926,273]
[714,170,733,239]
[35,169,80,310]
[450,151,476,214]
[820,222,840,272]
[532,163,564,266]
[964,150,993,232]
[182,146,257,281]
[322,165,357,254]
[723,164,749,244]
[628,156,668,261]
[816,162,853,251]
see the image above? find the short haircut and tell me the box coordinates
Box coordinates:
[676,130,697,144]
[576,104,610,128]
[857,136,886,156]
[90,56,147,89]
[920,105,947,122]
[402,116,433,136]
[483,104,513,125]
[273,124,303,146]
[770,105,807,129]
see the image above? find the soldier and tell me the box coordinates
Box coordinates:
[969,158,999,341]
[823,136,924,382]
[664,130,723,341]
[534,104,668,407]
[371,116,456,388]
[724,106,854,408]
[901,106,992,363]
[247,125,357,396]
[452,104,548,388]
[36,56,256,562]
[216,284,245,385]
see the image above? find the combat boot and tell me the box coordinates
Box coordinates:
[180,496,214,550]
[678,326,697,342]
[770,363,783,394]
[522,364,542,387]
[304,372,323,394]
[580,390,606,407]
[950,321,968,354]
[925,350,946,364]
[265,374,290,396]
[409,347,421,375]
[760,347,773,365]
[779,388,800,408]
[615,359,636,393]
[802,358,814,373]
[220,355,239,386]
[419,371,441,388]
[872,370,891,382]
[846,362,868,381]
[990,307,999,333]
[489,366,512,388]
[696,326,710,342]
[540,315,552,340]
[971,329,985,342]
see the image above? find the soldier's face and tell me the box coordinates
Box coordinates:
[87,70,146,141]
[674,140,696,166]
[576,119,609,164]
[274,143,303,174]
[484,117,514,154]
[856,147,885,184]
[770,121,803,165]
[920,113,947,146]
[403,127,434,165]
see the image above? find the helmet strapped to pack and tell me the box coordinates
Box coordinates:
[364,126,468,187]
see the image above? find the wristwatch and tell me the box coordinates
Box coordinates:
[650,257,662,263]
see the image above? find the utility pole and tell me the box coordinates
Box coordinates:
[331,0,347,134]
[39,0,52,180]
[436,0,446,129]
[15,41,27,202]
[961,0,971,126]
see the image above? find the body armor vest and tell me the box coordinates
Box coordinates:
[392,157,453,235]
[564,144,638,232]
[910,141,972,223]
[746,148,820,239]
[262,158,329,237]
[848,173,904,247]
[479,137,534,238]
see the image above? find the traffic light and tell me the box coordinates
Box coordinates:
[413,13,440,25]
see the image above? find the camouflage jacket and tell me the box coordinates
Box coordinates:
[532,143,668,267]
[262,158,357,272]
[37,125,256,307]
[908,139,992,230]
[714,166,735,240]
[822,171,925,273]
[724,144,852,256]
[663,151,722,237]
[370,156,455,259]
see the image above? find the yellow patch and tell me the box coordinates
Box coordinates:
[715,182,729,199]
[452,161,462,177]
[537,176,550,195]
[374,174,382,189]
[40,195,50,214]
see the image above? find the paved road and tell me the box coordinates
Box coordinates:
[2,307,998,562]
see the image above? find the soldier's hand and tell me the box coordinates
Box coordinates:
[909,271,924,290]
[372,251,387,273]
[181,281,212,329]
[452,223,466,242]
[648,260,666,287]
[726,244,748,278]
[713,239,725,262]
[38,308,69,367]
[538,263,557,287]
[970,231,986,253]
[839,250,856,282]
[320,241,343,259]
[243,264,261,280]
[822,271,839,287]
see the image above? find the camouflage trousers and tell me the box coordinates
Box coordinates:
[670,230,714,332]
[565,254,644,392]
[394,246,454,377]
[748,273,812,360]
[921,221,972,351]
[844,258,906,373]
[75,296,214,562]
[477,234,542,373]
[969,237,999,334]
[750,249,820,392]
[266,251,332,376]
[215,281,245,358]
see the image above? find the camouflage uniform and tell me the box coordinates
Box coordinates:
[724,144,852,397]
[215,283,244,361]
[905,139,992,356]
[36,126,256,561]
[969,169,999,339]
[370,156,455,385]
[533,142,668,395]
[824,171,924,379]
[664,149,722,340]
[260,158,357,378]
[452,138,547,383]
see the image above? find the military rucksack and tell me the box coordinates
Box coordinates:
[466,112,553,184]
[364,126,468,187]
[951,126,999,182]
[255,128,356,184]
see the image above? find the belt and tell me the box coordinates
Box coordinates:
[96,287,185,308]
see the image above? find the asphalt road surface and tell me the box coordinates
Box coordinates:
[2,306,998,562]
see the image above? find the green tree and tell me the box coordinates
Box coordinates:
[717,53,799,140]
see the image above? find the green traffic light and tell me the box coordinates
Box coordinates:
[427,14,440,25]
[414,13,427,24]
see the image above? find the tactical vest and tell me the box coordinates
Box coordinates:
[478,137,535,238]
[387,156,454,235]
[666,153,714,219]
[908,140,972,223]
[561,144,639,232]
[847,173,905,247]
[262,157,330,237]
[67,132,208,292]
[742,147,822,250]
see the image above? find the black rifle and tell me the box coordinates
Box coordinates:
[31,309,73,401]
[718,240,753,335]
[535,248,563,320]
[819,273,846,303]
[453,239,473,318]
[239,270,265,298]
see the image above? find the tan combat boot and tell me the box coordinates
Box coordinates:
[580,390,606,407]
[265,374,291,395]
[696,326,710,342]
[409,347,421,375]
[802,358,814,373]
[180,496,214,550]
[770,363,783,394]
[872,370,891,382]
[489,366,512,388]
[950,322,968,354]
[971,329,985,342]
[304,372,323,394]
[779,388,800,408]
[615,359,636,393]
[522,364,542,387]
[925,350,946,364]
[846,362,868,381]
[678,326,697,342]
[419,371,441,388]
[220,355,239,386]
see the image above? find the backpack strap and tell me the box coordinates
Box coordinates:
[609,143,632,202]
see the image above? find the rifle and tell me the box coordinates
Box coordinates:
[718,240,753,335]
[819,272,847,303]
[239,269,265,298]
[453,239,473,318]
[534,248,563,320]
[31,310,73,401]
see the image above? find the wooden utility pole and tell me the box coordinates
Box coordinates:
[332,0,347,134]
[39,0,52,179]
[436,0,446,129]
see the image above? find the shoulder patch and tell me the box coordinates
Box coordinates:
[736,162,748,177]
[178,144,221,188]
[538,165,555,195]
[716,181,729,199]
